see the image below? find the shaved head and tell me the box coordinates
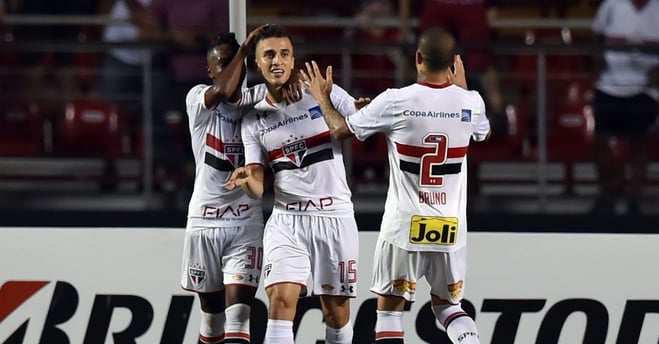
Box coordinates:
[417,27,456,72]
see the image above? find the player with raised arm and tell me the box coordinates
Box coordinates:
[301,27,490,344]
[181,26,267,344]
[227,24,360,344]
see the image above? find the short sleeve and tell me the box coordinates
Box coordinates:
[329,85,357,117]
[345,88,397,141]
[591,0,611,34]
[470,91,491,142]
[236,84,267,108]
[240,115,267,167]
[185,84,212,129]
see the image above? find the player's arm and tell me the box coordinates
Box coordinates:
[300,61,353,141]
[205,25,266,108]
[227,164,265,199]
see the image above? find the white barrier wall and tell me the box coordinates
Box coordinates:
[1,228,659,343]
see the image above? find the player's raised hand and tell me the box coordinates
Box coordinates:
[449,54,468,90]
[300,61,333,101]
[243,24,268,50]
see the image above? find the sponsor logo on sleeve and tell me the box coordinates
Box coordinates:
[309,106,323,120]
[461,109,472,122]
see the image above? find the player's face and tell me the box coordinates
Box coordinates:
[206,43,235,80]
[255,37,294,88]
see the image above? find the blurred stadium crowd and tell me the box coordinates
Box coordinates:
[1,0,658,218]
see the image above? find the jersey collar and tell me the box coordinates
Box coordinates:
[417,81,452,89]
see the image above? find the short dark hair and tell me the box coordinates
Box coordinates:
[418,27,456,72]
[208,32,240,55]
[254,24,293,47]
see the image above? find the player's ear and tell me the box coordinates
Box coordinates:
[416,50,423,65]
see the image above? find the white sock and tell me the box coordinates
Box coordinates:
[432,304,480,344]
[264,319,294,344]
[199,311,225,344]
[325,320,353,344]
[224,303,251,343]
[446,317,479,344]
[375,310,404,343]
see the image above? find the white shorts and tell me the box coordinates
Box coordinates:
[180,224,263,293]
[370,237,467,304]
[262,213,358,297]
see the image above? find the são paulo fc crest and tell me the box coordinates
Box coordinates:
[189,265,206,288]
[283,140,307,165]
[263,263,272,278]
[223,143,244,167]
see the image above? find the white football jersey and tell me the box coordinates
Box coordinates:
[592,0,659,98]
[184,84,267,227]
[241,85,357,217]
[346,82,490,252]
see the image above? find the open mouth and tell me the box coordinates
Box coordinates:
[270,68,285,77]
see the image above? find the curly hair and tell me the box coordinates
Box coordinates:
[208,32,240,55]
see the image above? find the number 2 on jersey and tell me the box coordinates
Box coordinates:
[420,133,448,187]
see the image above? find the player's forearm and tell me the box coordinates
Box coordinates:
[205,45,249,107]
[240,165,265,199]
[240,179,264,200]
[315,97,353,141]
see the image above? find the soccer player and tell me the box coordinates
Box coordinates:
[227,24,360,344]
[301,27,491,344]
[181,26,267,344]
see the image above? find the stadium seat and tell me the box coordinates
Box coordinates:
[533,90,595,193]
[54,99,132,158]
[0,101,49,156]
[74,25,101,91]
[467,103,530,194]
[545,103,594,160]
[545,81,595,161]
[469,103,528,162]
[508,28,590,102]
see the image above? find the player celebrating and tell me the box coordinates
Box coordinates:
[228,24,360,344]
[301,27,490,344]
[181,27,267,344]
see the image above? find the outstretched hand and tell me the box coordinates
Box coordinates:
[227,167,249,191]
[448,54,468,90]
[300,61,333,102]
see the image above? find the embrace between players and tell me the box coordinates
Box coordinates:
[181,23,491,344]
